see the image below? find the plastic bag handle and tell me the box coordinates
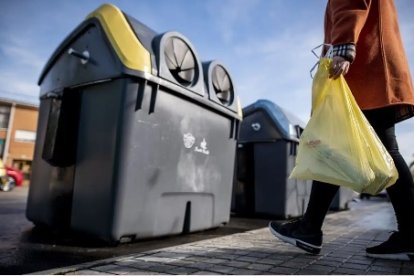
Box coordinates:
[311,43,333,59]
[310,44,333,78]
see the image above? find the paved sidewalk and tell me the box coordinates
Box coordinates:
[33,200,414,275]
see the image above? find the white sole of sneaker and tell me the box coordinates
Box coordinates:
[268,223,321,255]
[366,252,413,261]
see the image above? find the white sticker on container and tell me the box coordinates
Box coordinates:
[183,133,195,149]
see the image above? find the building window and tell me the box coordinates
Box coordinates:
[15,130,36,143]
[0,105,11,129]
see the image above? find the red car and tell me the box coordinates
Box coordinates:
[0,161,24,192]
[6,166,24,187]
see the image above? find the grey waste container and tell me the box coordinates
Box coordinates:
[26,3,242,242]
[233,99,311,218]
[233,100,354,218]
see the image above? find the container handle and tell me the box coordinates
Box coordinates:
[68,48,90,64]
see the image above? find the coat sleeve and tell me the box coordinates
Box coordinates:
[329,0,371,44]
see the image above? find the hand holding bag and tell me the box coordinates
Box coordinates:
[289,57,398,195]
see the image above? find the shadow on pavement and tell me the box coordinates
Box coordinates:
[1,197,269,275]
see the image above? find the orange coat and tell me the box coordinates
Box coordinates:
[324,0,414,122]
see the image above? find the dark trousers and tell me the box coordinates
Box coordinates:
[302,108,414,235]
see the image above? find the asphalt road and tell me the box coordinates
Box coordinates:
[0,186,268,274]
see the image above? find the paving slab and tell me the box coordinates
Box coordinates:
[32,199,414,275]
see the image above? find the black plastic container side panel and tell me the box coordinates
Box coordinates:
[26,98,76,228]
[70,78,237,241]
[42,90,81,167]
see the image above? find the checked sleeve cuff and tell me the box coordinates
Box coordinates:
[332,43,356,63]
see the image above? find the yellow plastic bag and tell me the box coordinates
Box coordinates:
[290,58,398,195]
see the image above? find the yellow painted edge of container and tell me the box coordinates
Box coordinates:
[87,3,151,73]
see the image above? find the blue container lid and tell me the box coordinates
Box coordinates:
[243,99,306,141]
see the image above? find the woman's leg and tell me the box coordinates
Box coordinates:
[364,109,414,260]
[301,181,339,232]
[386,146,414,235]
[364,108,414,235]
